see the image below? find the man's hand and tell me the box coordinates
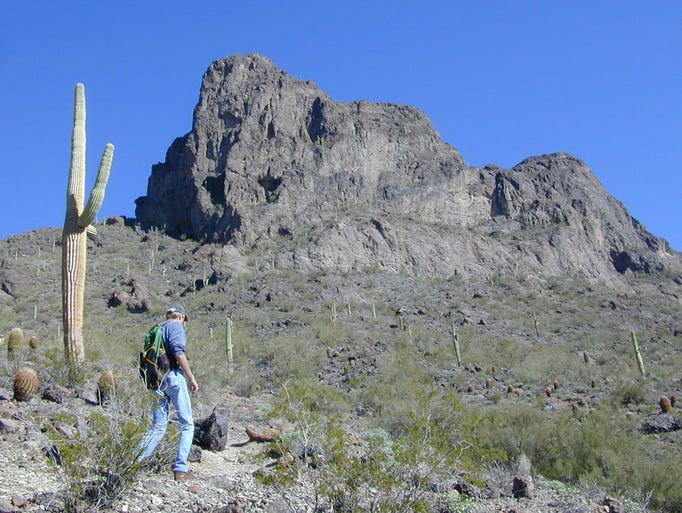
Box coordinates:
[189,377,199,394]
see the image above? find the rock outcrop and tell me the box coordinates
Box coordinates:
[135,54,680,284]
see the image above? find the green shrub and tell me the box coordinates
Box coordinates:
[611,379,647,407]
[271,386,462,513]
[46,376,151,511]
[477,402,681,511]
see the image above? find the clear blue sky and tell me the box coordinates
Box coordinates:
[2,2,680,250]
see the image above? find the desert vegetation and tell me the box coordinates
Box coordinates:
[0,222,681,512]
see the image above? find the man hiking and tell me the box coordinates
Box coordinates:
[138,304,199,481]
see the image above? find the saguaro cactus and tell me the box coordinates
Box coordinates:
[630,330,646,378]
[62,83,114,363]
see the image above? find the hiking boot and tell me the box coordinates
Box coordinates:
[173,470,194,481]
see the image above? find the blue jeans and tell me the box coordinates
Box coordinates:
[138,368,194,472]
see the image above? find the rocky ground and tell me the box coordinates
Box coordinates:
[0,385,641,513]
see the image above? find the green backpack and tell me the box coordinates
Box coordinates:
[139,323,171,391]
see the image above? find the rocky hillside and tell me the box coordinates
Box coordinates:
[2,219,679,511]
[135,54,680,287]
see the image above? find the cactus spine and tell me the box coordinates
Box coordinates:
[62,83,113,363]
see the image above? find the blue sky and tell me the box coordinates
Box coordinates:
[2,2,681,250]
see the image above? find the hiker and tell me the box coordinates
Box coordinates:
[138,304,199,481]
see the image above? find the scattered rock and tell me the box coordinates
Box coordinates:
[0,498,17,513]
[105,216,127,226]
[640,414,682,434]
[108,275,151,313]
[11,495,27,508]
[265,496,289,513]
[602,496,626,513]
[0,418,19,434]
[189,444,203,463]
[214,504,244,513]
[512,476,534,499]
[245,425,280,443]
[194,403,229,451]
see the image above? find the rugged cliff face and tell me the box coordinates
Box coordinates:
[135,54,680,285]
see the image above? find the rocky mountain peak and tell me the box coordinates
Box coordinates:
[135,54,680,286]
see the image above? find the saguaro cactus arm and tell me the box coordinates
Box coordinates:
[79,143,113,228]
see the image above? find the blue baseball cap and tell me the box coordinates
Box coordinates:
[167,304,189,320]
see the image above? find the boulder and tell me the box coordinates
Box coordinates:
[640,414,682,434]
[194,404,229,451]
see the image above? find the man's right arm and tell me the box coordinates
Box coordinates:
[175,353,199,394]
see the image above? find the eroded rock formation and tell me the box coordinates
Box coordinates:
[136,54,680,284]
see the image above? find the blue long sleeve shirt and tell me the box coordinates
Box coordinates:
[162,320,187,368]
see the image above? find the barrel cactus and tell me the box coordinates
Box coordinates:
[96,370,119,404]
[7,327,24,359]
[28,335,38,350]
[13,367,40,402]
[659,395,673,413]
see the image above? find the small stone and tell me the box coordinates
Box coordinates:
[277,453,295,467]
[12,494,28,507]
[0,499,16,513]
[266,497,290,513]
[0,418,19,433]
[214,505,243,513]
[245,425,280,443]
[602,496,626,513]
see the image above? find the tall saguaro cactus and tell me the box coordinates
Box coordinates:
[62,83,114,363]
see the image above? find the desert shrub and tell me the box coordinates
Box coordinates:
[610,379,647,407]
[402,393,500,484]
[309,311,356,343]
[354,386,504,484]
[511,344,583,390]
[189,317,259,395]
[276,378,350,417]
[478,402,681,512]
[261,332,327,381]
[228,360,264,398]
[478,403,620,481]
[569,408,682,512]
[46,372,152,511]
[0,349,25,388]
[318,425,436,513]
[635,452,682,513]
[37,346,89,389]
[353,344,434,435]
[269,386,470,513]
